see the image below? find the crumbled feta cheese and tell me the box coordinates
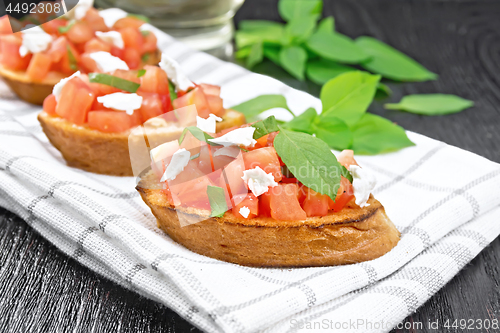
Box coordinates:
[213,146,240,158]
[160,148,191,182]
[139,23,155,34]
[241,166,278,197]
[196,113,223,133]
[98,8,128,28]
[74,0,94,20]
[89,51,129,73]
[19,26,53,57]
[95,31,124,49]
[239,206,250,218]
[349,165,377,208]
[149,141,179,163]
[53,71,81,102]
[159,53,193,91]
[97,93,143,115]
[208,127,257,147]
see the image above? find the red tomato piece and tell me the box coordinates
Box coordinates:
[254,134,269,149]
[88,110,141,133]
[66,21,94,45]
[26,52,52,81]
[43,94,57,116]
[328,176,355,212]
[170,173,215,210]
[199,83,221,96]
[41,18,67,35]
[337,149,358,168]
[113,17,145,30]
[206,94,224,117]
[54,42,81,75]
[55,77,94,125]
[0,15,13,34]
[79,52,98,73]
[139,65,169,95]
[83,8,108,33]
[198,145,214,174]
[232,193,258,219]
[137,91,164,122]
[242,147,283,182]
[173,87,210,117]
[268,184,307,221]
[119,27,143,50]
[0,35,31,70]
[110,46,125,59]
[84,38,112,53]
[112,69,141,83]
[223,155,247,198]
[141,32,157,53]
[46,36,68,63]
[301,187,330,217]
[123,48,141,69]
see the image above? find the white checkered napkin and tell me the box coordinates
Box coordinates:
[1,26,500,333]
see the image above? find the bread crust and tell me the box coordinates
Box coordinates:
[38,109,246,176]
[137,170,401,267]
[0,49,161,105]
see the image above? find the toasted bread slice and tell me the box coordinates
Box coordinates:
[137,170,401,267]
[38,109,246,176]
[0,49,161,105]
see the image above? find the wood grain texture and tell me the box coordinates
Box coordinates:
[1,0,499,332]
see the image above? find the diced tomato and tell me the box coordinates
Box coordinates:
[88,110,141,133]
[170,172,215,210]
[137,91,164,122]
[259,191,272,217]
[79,52,98,73]
[328,176,355,212]
[46,36,68,63]
[122,48,140,69]
[80,74,119,97]
[84,38,111,53]
[66,21,94,44]
[55,77,94,125]
[119,27,143,50]
[242,147,282,182]
[173,87,210,118]
[268,184,307,221]
[110,46,125,59]
[83,8,108,33]
[267,132,278,147]
[139,65,169,95]
[113,17,145,30]
[141,32,157,53]
[198,145,214,174]
[213,153,234,171]
[223,156,247,198]
[232,193,258,219]
[0,35,31,70]
[199,83,221,97]
[43,94,57,116]
[179,131,203,156]
[112,69,140,83]
[26,52,52,81]
[0,16,13,34]
[253,134,269,149]
[301,187,330,217]
[41,18,67,35]
[159,94,173,113]
[206,94,224,116]
[54,42,81,75]
[337,149,358,169]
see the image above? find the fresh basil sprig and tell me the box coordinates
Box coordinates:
[251,116,279,139]
[207,186,228,217]
[88,73,140,93]
[385,94,474,115]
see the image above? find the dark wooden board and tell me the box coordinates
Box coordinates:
[1,0,499,332]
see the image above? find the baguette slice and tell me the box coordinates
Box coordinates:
[38,109,246,176]
[0,49,161,105]
[137,170,401,267]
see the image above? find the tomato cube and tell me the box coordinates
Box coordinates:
[43,94,57,116]
[328,176,355,212]
[83,8,108,33]
[137,91,164,122]
[26,52,52,81]
[199,83,221,96]
[113,17,145,30]
[242,147,282,182]
[84,38,112,53]
[139,65,169,95]
[206,94,224,117]
[0,35,31,70]
[0,15,13,34]
[55,77,94,125]
[173,87,210,118]
[268,184,307,220]
[41,18,67,35]
[302,187,330,217]
[141,32,157,53]
[119,27,143,50]
[231,193,258,219]
[88,110,141,133]
[66,21,94,44]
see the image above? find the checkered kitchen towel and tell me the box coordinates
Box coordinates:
[1,26,500,333]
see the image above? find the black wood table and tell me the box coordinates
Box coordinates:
[1,0,499,332]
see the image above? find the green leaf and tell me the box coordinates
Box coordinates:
[355,36,438,81]
[311,116,353,151]
[317,16,334,33]
[375,83,392,99]
[179,127,219,146]
[246,42,263,69]
[137,69,146,78]
[279,46,307,80]
[351,113,415,155]
[140,30,150,37]
[284,16,317,44]
[230,94,292,120]
[58,20,75,34]
[320,71,381,127]
[127,14,150,23]
[66,45,78,71]
[190,153,200,160]
[284,107,317,133]
[274,128,343,201]
[384,94,474,115]
[235,46,252,59]
[306,59,356,85]
[278,0,323,21]
[239,20,284,31]
[251,116,279,139]
[168,80,177,102]
[235,25,284,48]
[306,31,369,64]
[141,53,150,63]
[207,186,228,218]
[263,46,281,65]
[88,73,140,93]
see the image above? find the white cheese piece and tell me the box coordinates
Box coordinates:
[74,0,94,20]
[95,31,124,49]
[160,148,191,182]
[196,113,223,133]
[97,93,143,115]
[213,146,240,158]
[241,166,278,197]
[98,8,128,28]
[159,53,194,91]
[239,206,250,218]
[89,51,129,73]
[139,23,155,35]
[53,71,81,102]
[149,140,179,164]
[349,165,377,208]
[19,26,53,57]
[208,127,257,147]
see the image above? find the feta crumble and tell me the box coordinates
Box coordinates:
[208,127,257,147]
[19,26,53,57]
[89,51,129,73]
[95,31,124,49]
[159,54,193,91]
[160,148,191,182]
[196,113,223,133]
[53,71,81,102]
[213,146,241,158]
[239,206,250,218]
[74,0,94,20]
[349,165,377,208]
[98,8,128,28]
[97,93,143,115]
[241,166,278,197]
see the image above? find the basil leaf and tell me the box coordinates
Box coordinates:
[375,83,392,99]
[278,0,323,21]
[127,14,150,23]
[341,165,353,183]
[263,46,281,65]
[190,153,200,160]
[311,116,353,151]
[246,42,263,69]
[58,20,75,34]
[230,94,292,120]
[141,53,150,63]
[207,186,228,218]
[239,20,284,31]
[66,45,78,71]
[306,59,356,85]
[88,73,140,93]
[351,113,415,155]
[385,94,474,115]
[320,71,381,127]
[251,116,279,139]
[235,46,252,59]
[168,80,177,101]
[140,30,150,37]
[317,16,334,33]
[235,25,284,48]
[284,16,317,44]
[279,46,307,80]
[274,128,343,201]
[137,69,146,77]
[356,36,438,82]
[284,107,317,133]
[179,126,219,146]
[306,31,369,64]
